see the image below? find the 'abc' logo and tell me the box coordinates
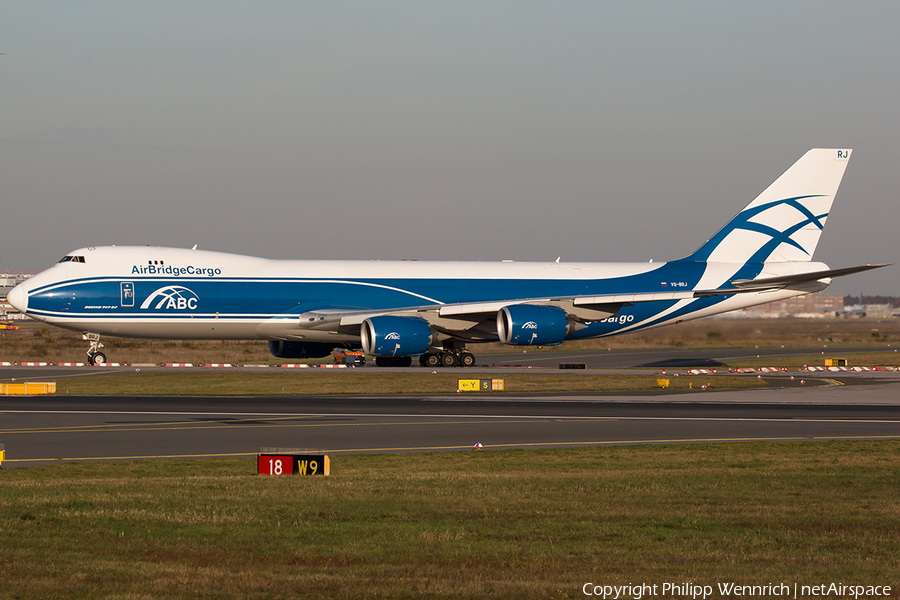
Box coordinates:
[140,286,200,310]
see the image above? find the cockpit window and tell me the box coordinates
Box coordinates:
[58,256,85,263]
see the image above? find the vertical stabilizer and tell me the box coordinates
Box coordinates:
[682,148,851,264]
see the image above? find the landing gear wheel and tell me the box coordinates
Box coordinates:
[423,353,441,368]
[440,352,458,368]
[83,332,106,366]
[459,351,476,368]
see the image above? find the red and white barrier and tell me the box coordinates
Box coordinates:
[57,362,86,367]
[162,363,193,367]
[202,363,233,368]
[279,364,310,368]
[19,362,50,367]
[803,365,899,372]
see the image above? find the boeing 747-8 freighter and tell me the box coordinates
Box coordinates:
[6,149,887,366]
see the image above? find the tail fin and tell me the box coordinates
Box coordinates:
[682,148,852,264]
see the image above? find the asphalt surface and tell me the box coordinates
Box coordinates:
[1,345,897,380]
[2,380,899,468]
[479,345,898,369]
[2,347,898,467]
[3,344,898,369]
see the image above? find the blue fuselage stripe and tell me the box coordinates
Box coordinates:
[25,261,710,321]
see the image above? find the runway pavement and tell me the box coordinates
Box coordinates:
[1,345,897,381]
[479,345,899,369]
[2,374,899,467]
[2,347,898,467]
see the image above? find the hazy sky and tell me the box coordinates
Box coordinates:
[2,1,897,295]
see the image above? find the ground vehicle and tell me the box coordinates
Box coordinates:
[333,349,366,366]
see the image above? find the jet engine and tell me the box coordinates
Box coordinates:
[268,340,336,359]
[497,304,570,346]
[361,315,433,357]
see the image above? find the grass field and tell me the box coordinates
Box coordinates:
[1,442,898,598]
[51,371,768,396]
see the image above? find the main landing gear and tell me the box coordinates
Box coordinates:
[372,346,477,368]
[418,348,476,368]
[83,332,107,366]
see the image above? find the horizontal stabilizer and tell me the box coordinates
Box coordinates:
[730,264,891,289]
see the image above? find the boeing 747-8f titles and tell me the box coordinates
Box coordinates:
[6,149,888,366]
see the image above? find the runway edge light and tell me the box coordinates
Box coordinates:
[0,444,5,467]
[257,449,330,476]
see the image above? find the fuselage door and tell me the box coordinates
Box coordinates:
[121,282,135,307]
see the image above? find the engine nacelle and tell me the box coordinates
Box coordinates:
[361,316,433,357]
[268,340,336,359]
[497,304,569,346]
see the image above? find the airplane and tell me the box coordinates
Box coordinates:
[837,294,867,318]
[5,148,888,366]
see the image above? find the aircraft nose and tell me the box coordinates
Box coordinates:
[6,283,28,314]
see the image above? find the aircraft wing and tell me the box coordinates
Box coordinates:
[327,290,697,343]
[290,263,892,342]
[335,294,692,327]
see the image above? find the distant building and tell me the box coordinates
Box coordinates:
[719,293,845,318]
[856,304,894,318]
[0,273,32,288]
[1,272,34,320]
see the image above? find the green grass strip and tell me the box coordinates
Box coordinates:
[1,441,898,598]
[49,371,765,396]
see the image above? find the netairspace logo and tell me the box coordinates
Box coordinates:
[140,286,200,310]
[522,321,538,329]
[385,332,401,340]
[581,581,892,599]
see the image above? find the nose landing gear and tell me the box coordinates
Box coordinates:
[83,332,107,365]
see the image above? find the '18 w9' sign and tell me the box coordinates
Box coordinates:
[257,454,330,476]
